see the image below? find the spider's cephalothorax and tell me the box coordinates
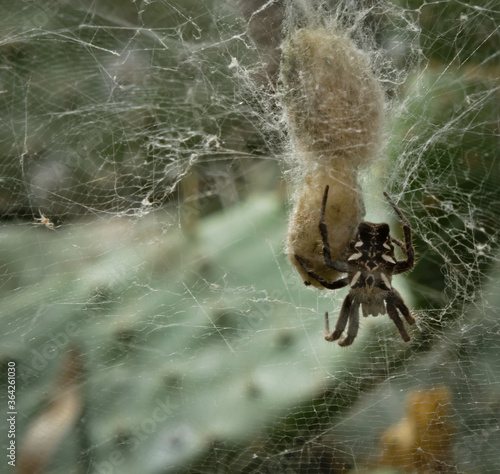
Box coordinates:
[295,185,416,346]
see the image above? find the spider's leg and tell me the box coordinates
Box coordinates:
[386,294,411,342]
[325,292,353,342]
[383,192,411,227]
[383,192,415,275]
[394,236,414,274]
[391,237,406,255]
[324,311,332,334]
[319,185,348,273]
[295,254,349,290]
[338,299,360,347]
[390,288,416,326]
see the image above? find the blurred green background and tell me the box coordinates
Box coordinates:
[0,1,499,473]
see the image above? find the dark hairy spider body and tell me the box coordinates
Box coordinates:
[295,185,416,346]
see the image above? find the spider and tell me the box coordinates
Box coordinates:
[34,211,56,230]
[295,185,416,346]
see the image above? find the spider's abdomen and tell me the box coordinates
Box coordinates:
[348,221,397,274]
[346,220,398,317]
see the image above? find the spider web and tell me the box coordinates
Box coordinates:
[0,0,499,472]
